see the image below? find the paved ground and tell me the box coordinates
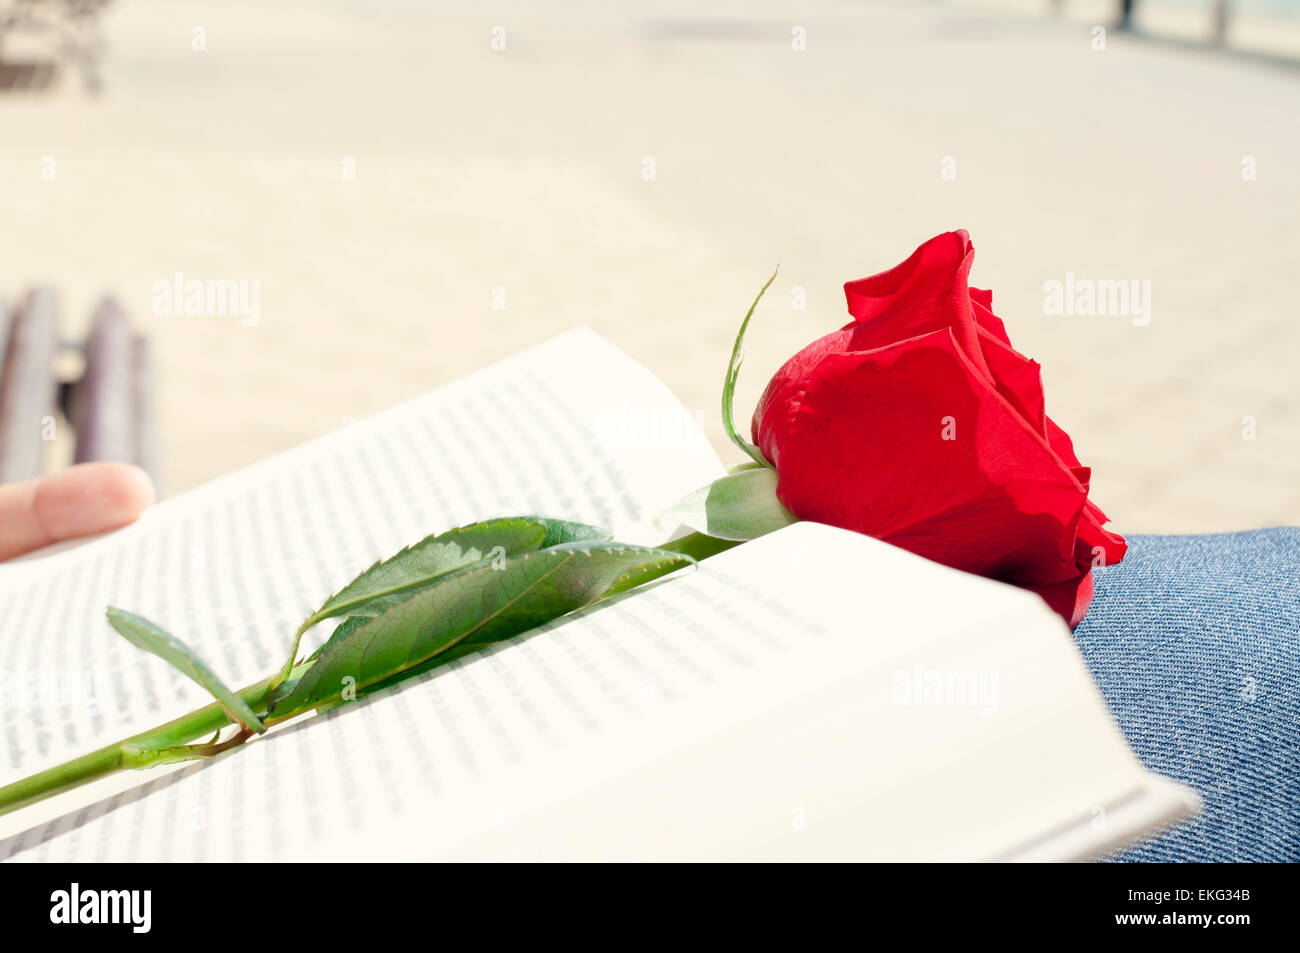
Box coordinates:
[2,0,1297,534]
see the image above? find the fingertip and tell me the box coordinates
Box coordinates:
[102,463,157,516]
[33,462,156,541]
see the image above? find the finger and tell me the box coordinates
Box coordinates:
[0,463,155,561]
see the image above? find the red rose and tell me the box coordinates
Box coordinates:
[751,230,1125,626]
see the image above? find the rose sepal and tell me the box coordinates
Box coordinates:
[657,467,798,541]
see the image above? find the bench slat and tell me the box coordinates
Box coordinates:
[132,333,160,490]
[0,289,59,483]
[71,297,137,471]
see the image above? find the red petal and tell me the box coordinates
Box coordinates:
[1025,571,1095,628]
[1076,509,1127,568]
[751,327,856,468]
[1045,416,1082,470]
[842,231,991,381]
[972,294,1012,346]
[767,328,1091,590]
[976,327,1046,437]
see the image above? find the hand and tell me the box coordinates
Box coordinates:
[0,462,155,562]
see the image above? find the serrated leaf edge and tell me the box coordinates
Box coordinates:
[267,543,692,720]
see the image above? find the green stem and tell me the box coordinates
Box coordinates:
[0,674,277,818]
[271,619,312,691]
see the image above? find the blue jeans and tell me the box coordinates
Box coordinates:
[1073,528,1300,862]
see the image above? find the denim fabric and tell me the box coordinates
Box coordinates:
[1073,528,1299,862]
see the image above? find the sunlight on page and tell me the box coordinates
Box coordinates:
[0,519,1196,861]
[0,329,724,830]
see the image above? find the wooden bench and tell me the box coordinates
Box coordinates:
[0,288,158,486]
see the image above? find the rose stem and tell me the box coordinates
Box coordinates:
[0,674,278,818]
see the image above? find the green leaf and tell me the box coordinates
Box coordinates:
[299,517,550,628]
[658,467,797,541]
[648,531,741,564]
[267,542,692,719]
[722,267,779,468]
[106,608,265,733]
[603,544,704,595]
[305,616,369,664]
[529,518,614,548]
[275,517,576,684]
[313,640,488,711]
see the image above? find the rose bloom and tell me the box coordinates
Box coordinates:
[752,230,1125,626]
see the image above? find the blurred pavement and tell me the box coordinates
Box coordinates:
[2,0,1297,533]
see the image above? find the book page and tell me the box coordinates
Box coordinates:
[0,522,1196,861]
[0,327,724,823]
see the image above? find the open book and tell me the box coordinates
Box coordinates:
[0,328,1197,861]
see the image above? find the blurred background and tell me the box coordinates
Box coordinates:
[2,0,1297,533]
